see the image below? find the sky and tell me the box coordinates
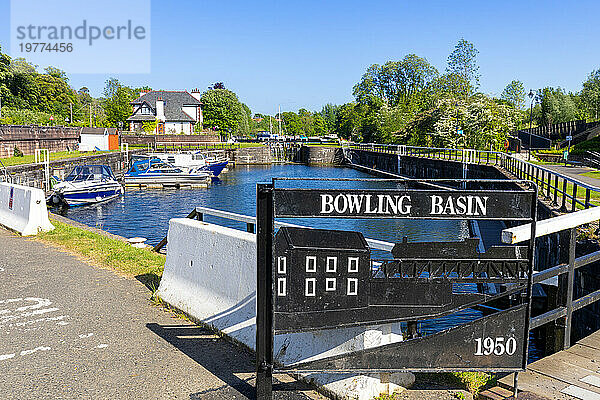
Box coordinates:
[0,0,599,115]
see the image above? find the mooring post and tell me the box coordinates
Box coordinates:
[256,183,274,399]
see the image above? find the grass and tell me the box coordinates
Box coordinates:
[371,372,495,399]
[37,219,165,290]
[582,171,600,179]
[1,150,119,167]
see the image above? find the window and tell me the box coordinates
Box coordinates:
[326,278,336,291]
[348,257,359,273]
[277,278,286,296]
[347,278,358,295]
[277,256,286,274]
[306,256,317,273]
[326,257,337,273]
[305,278,316,297]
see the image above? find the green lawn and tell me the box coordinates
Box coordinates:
[38,219,165,290]
[1,150,119,167]
[581,171,600,179]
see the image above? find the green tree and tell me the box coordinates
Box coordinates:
[446,39,480,98]
[501,80,526,109]
[200,89,245,136]
[142,118,158,134]
[102,78,135,128]
[581,69,600,120]
[319,103,339,134]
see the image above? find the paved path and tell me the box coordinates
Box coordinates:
[540,164,600,188]
[495,330,600,399]
[0,228,322,400]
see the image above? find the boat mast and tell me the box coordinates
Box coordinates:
[278,105,282,136]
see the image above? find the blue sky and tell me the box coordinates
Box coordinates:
[0,0,599,115]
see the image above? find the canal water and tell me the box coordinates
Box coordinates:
[59,164,541,360]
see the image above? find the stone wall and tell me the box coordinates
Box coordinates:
[6,150,145,190]
[0,125,80,157]
[231,146,271,165]
[298,146,345,165]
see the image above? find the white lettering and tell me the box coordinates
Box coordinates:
[347,194,364,213]
[430,195,444,214]
[398,195,412,214]
[334,194,348,213]
[320,194,334,214]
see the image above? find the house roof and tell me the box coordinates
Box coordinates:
[128,91,201,123]
[80,127,118,135]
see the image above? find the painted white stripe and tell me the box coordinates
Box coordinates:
[0,353,15,361]
[0,267,4,272]
[20,346,50,356]
[96,344,108,349]
[12,315,68,327]
[581,375,600,389]
[562,385,600,400]
[78,333,93,339]
[0,307,60,325]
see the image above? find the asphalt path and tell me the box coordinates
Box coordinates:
[0,227,322,400]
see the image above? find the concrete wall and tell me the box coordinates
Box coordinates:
[298,146,345,165]
[0,125,79,157]
[6,149,145,190]
[232,146,271,165]
[158,218,413,399]
[0,182,54,235]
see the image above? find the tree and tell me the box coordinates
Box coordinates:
[102,78,135,128]
[446,39,480,98]
[353,54,438,108]
[319,103,339,134]
[142,119,158,134]
[200,89,245,135]
[44,66,68,82]
[501,80,526,109]
[537,87,578,126]
[581,69,600,120]
[10,58,37,74]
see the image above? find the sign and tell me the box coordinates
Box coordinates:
[255,179,537,399]
[8,187,14,210]
[566,135,573,141]
[457,130,464,135]
[564,151,569,160]
[273,189,533,220]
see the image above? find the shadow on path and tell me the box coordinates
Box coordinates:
[146,323,316,400]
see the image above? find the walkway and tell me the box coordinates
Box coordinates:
[481,330,600,399]
[541,164,600,189]
[0,227,321,399]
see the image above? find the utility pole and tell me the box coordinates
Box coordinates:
[269,116,272,135]
[89,103,92,127]
[278,105,282,136]
[69,103,73,124]
[0,96,2,119]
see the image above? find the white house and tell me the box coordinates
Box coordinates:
[127,90,203,134]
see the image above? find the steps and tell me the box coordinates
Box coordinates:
[479,386,515,400]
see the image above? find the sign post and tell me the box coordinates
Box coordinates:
[256,178,537,398]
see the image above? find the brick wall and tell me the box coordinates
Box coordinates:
[0,125,80,157]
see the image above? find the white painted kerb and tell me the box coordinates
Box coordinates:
[158,218,413,399]
[0,182,54,236]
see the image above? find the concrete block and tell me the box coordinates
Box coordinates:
[0,182,54,236]
[158,218,414,399]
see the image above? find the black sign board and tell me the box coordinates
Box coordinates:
[256,179,537,399]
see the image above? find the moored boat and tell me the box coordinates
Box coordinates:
[123,158,211,187]
[150,151,229,177]
[49,165,123,207]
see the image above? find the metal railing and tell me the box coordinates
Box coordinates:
[344,142,600,212]
[153,206,395,253]
[503,206,600,349]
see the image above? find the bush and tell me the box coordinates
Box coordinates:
[13,146,23,157]
[571,136,600,155]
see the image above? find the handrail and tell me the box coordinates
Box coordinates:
[153,206,396,253]
[0,159,9,183]
[502,207,600,244]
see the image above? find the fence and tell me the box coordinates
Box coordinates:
[343,142,600,212]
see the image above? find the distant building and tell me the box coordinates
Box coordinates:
[79,127,119,152]
[127,90,203,134]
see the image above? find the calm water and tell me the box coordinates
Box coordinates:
[58,164,541,361]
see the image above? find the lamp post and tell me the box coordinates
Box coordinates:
[528,90,535,161]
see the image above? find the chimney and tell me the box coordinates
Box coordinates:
[190,88,202,102]
[156,97,165,122]
[139,89,150,98]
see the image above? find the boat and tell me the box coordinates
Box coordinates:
[49,165,123,207]
[123,158,211,187]
[150,151,229,177]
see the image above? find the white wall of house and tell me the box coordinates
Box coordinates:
[79,134,108,151]
[181,106,198,121]
[165,122,193,134]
